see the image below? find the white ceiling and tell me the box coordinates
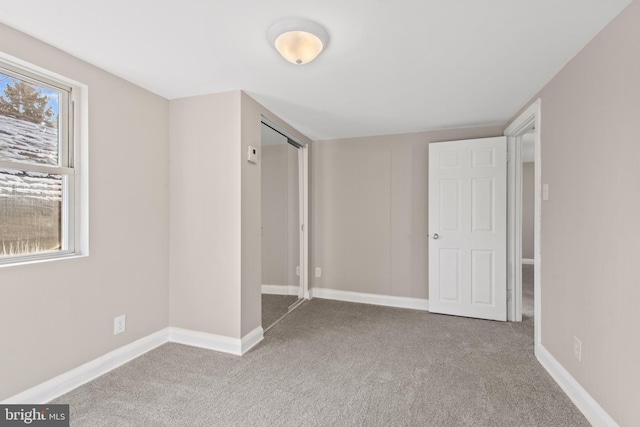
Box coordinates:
[0,0,631,141]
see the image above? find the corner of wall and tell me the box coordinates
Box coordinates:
[168,91,243,339]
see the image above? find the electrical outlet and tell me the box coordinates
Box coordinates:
[296,266,300,276]
[315,267,322,278]
[573,336,582,362]
[114,315,126,335]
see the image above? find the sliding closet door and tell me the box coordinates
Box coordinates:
[261,124,302,330]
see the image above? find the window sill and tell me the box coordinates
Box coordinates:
[0,251,88,268]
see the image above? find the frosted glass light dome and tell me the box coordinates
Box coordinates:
[268,19,329,65]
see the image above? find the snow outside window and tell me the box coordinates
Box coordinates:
[0,61,80,265]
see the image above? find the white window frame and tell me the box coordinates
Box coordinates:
[0,53,88,266]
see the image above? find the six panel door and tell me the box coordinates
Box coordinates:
[428,137,507,321]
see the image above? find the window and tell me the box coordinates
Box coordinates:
[0,58,83,265]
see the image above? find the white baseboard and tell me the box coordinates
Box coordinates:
[536,344,619,427]
[310,288,429,311]
[2,325,265,404]
[241,326,264,354]
[1,328,169,405]
[262,284,300,296]
[522,258,535,265]
[169,326,263,356]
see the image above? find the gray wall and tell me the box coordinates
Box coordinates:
[510,1,639,424]
[0,23,170,400]
[521,162,534,260]
[169,91,242,338]
[310,126,503,299]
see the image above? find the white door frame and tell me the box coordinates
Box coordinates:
[300,144,309,299]
[504,99,541,347]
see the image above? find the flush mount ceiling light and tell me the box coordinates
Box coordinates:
[267,19,329,65]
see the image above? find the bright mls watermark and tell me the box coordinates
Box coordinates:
[0,405,68,426]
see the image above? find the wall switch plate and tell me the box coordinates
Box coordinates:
[573,336,582,362]
[315,267,321,278]
[296,266,300,276]
[542,183,549,200]
[114,315,126,335]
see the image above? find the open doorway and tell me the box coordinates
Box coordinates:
[505,99,542,348]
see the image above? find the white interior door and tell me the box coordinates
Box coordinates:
[428,137,507,321]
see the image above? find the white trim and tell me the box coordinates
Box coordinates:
[2,325,265,404]
[506,132,523,321]
[536,345,619,427]
[522,258,535,265]
[533,102,542,347]
[301,145,310,300]
[169,326,263,356]
[241,326,264,354]
[504,100,541,136]
[1,329,169,404]
[168,327,240,356]
[310,288,429,311]
[261,284,300,296]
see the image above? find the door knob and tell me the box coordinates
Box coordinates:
[431,233,439,240]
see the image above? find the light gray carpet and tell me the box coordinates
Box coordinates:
[262,294,299,329]
[54,272,587,426]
